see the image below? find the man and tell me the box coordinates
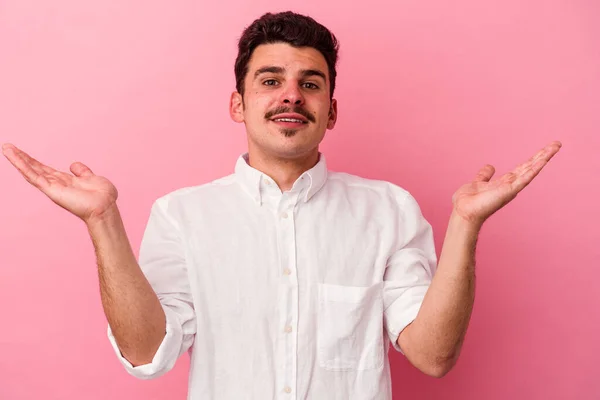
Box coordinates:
[2,11,561,400]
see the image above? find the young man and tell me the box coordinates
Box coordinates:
[2,11,561,400]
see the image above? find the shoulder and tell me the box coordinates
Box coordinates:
[152,173,238,209]
[327,170,414,206]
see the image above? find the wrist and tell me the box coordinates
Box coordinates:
[86,204,121,230]
[449,209,483,235]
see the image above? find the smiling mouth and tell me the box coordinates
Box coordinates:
[272,118,308,124]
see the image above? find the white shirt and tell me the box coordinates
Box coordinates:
[107,152,437,399]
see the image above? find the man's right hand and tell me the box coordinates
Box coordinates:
[2,143,119,224]
[3,142,169,368]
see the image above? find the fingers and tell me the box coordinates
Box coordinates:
[2,144,50,188]
[512,157,548,192]
[543,141,562,161]
[4,144,55,175]
[15,146,58,176]
[510,141,561,191]
[70,162,94,177]
[513,141,562,177]
[474,164,495,182]
[474,141,561,191]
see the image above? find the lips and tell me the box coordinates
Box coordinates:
[270,113,308,124]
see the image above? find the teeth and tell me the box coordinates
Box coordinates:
[274,118,304,123]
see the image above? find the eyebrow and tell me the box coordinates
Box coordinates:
[254,66,327,82]
[300,68,327,82]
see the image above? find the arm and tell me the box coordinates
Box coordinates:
[87,205,166,367]
[2,143,196,378]
[397,211,479,378]
[398,140,561,378]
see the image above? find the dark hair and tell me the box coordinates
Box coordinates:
[234,11,340,100]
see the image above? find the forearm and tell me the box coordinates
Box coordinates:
[400,210,479,376]
[87,205,166,367]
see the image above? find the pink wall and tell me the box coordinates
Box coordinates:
[1,1,598,399]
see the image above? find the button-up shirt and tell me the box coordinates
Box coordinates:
[107,152,437,399]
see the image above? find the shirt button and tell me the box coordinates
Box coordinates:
[283,268,291,275]
[280,212,288,219]
[284,325,292,333]
[284,386,292,393]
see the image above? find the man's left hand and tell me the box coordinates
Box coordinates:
[451,141,562,227]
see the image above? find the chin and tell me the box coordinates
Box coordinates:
[280,128,300,138]
[259,143,311,158]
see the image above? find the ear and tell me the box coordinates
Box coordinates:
[327,98,338,130]
[230,91,245,123]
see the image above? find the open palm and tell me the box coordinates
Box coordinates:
[2,143,118,223]
[452,141,562,226]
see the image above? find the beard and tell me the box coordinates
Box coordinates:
[280,128,298,138]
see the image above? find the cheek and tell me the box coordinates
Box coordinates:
[243,100,264,120]
[248,93,274,114]
[318,105,331,122]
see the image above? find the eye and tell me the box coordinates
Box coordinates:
[263,79,279,86]
[303,82,319,89]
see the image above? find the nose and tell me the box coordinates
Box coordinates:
[281,82,305,106]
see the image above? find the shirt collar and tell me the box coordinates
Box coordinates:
[234,152,328,205]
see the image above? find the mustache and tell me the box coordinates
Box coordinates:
[264,106,315,123]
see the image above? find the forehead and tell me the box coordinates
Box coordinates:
[248,42,329,79]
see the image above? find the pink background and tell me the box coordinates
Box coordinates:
[1,0,599,399]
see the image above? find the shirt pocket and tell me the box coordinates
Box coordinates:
[317,281,384,371]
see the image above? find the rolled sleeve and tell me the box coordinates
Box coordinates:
[383,191,437,354]
[107,304,185,379]
[107,196,196,379]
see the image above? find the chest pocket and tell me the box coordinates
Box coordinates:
[317,282,385,371]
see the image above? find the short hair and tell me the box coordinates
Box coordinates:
[234,11,340,99]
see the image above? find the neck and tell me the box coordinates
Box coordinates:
[246,149,320,192]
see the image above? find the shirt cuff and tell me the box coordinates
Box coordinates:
[385,285,429,354]
[107,304,184,380]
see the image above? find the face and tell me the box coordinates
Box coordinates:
[230,42,338,161]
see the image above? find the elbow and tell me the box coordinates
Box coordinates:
[424,354,459,378]
[407,352,456,378]
[398,326,460,378]
[127,354,155,368]
[120,333,165,367]
[425,362,453,378]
